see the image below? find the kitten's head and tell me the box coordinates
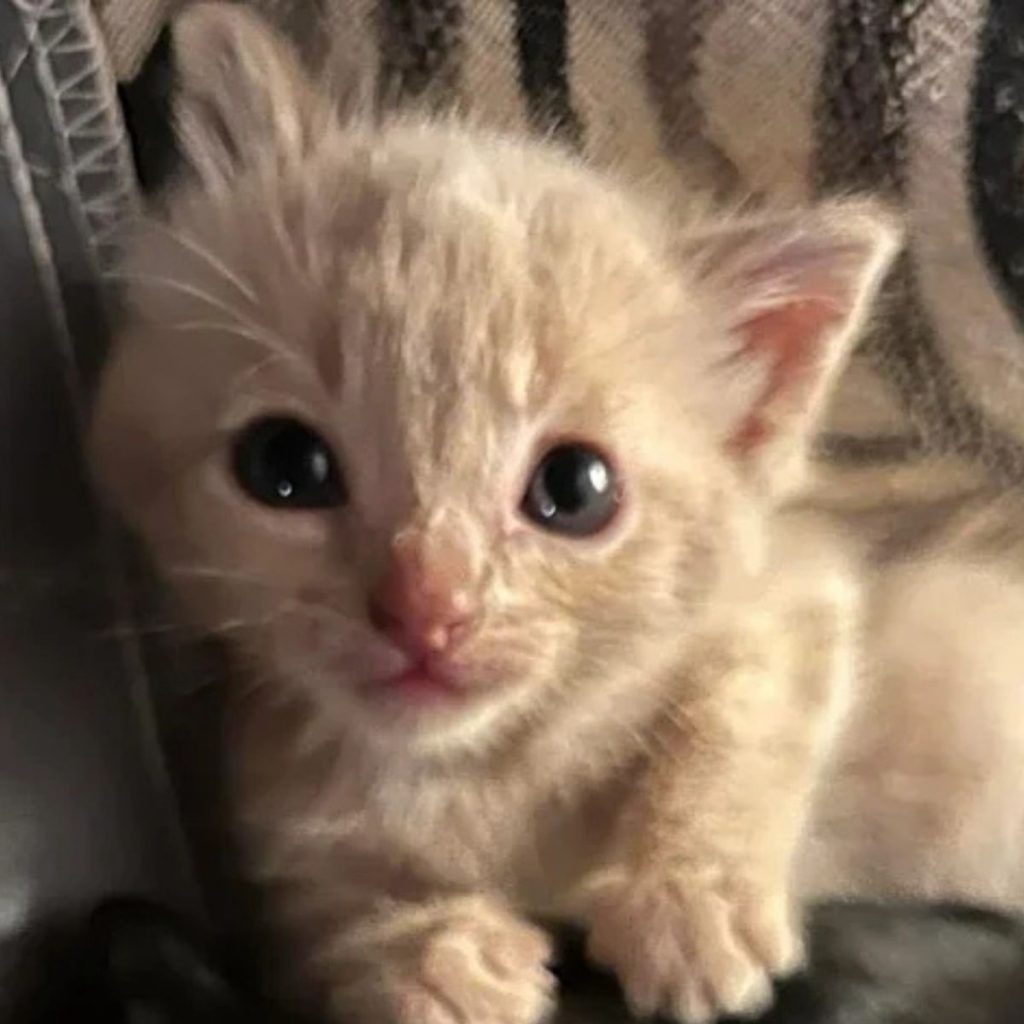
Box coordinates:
[91,4,898,758]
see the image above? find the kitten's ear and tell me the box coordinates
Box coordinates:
[687,201,901,498]
[172,2,328,184]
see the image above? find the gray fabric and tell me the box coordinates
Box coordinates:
[0,0,194,1006]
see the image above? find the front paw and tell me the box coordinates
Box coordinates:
[584,866,802,1023]
[359,904,555,1024]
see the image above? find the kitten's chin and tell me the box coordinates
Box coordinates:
[331,665,541,758]
[366,692,526,755]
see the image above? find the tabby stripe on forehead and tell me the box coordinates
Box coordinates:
[375,0,465,110]
[511,0,584,148]
[814,0,1024,484]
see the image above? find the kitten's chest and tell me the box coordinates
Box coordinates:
[234,696,648,911]
[366,766,638,912]
[515,780,636,916]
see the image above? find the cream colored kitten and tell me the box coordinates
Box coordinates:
[89,6,1024,1024]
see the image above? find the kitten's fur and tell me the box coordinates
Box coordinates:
[90,6,1024,1024]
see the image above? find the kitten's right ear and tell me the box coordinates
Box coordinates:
[171,2,328,184]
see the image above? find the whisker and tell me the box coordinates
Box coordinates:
[164,564,280,586]
[106,271,314,375]
[145,220,259,303]
[107,270,253,323]
[97,614,265,641]
[174,674,223,699]
[97,620,190,639]
[170,319,287,351]
[225,353,302,398]
[266,205,308,280]
[169,321,314,379]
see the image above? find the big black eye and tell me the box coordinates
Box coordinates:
[522,443,619,537]
[231,417,345,509]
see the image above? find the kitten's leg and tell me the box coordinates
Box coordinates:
[277,885,555,1024]
[582,599,854,1024]
[328,895,555,1024]
[232,710,555,1023]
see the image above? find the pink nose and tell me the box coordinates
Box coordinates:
[367,544,474,656]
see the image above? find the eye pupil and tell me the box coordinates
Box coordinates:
[543,450,593,513]
[523,443,619,537]
[232,417,345,510]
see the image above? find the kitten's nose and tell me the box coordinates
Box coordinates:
[367,543,475,656]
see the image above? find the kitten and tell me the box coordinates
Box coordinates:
[88,5,1024,1024]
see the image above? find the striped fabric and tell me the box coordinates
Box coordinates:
[99,0,1024,501]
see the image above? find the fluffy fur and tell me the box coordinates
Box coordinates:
[90,6,1024,1023]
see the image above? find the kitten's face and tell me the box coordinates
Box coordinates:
[103,129,736,752]
[90,7,897,758]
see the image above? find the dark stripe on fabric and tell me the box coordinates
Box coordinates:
[512,0,583,148]
[815,0,1024,485]
[643,0,739,198]
[119,27,179,196]
[817,431,927,465]
[816,0,922,195]
[376,0,465,109]
[970,0,1024,332]
[264,0,334,68]
[882,261,1024,486]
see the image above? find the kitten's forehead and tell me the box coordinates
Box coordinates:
[294,125,676,408]
[315,134,681,494]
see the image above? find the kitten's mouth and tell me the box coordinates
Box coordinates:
[362,659,472,706]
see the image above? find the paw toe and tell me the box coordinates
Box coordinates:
[718,966,773,1020]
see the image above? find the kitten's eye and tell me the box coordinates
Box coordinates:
[232,417,345,509]
[522,443,619,537]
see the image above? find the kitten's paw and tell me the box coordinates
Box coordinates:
[585,867,802,1023]
[378,907,555,1024]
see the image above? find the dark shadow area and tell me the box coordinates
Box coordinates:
[12,898,1024,1024]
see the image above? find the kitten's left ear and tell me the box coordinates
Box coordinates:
[687,201,901,499]
[172,2,329,185]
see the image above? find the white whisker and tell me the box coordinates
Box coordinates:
[108,268,319,379]
[165,564,278,586]
[107,270,252,323]
[170,320,314,377]
[146,220,259,303]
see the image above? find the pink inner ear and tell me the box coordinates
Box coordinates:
[729,297,843,453]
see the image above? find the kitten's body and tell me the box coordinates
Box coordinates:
[91,6,1024,1024]
[800,490,1024,909]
